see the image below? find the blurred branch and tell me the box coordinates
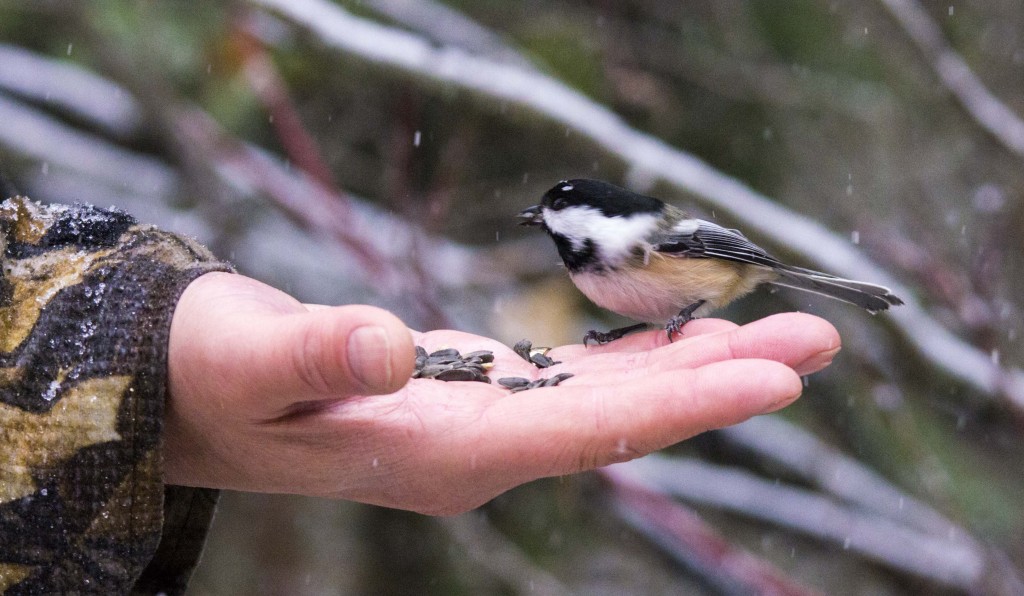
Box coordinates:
[0,43,142,137]
[0,61,506,297]
[605,455,1007,593]
[439,513,572,596]
[877,0,1024,159]
[719,416,960,538]
[608,24,896,126]
[719,413,1024,595]
[0,92,175,197]
[363,0,533,70]
[174,107,450,328]
[602,471,821,596]
[680,48,896,125]
[250,0,1024,413]
[863,220,1006,332]
[235,19,338,189]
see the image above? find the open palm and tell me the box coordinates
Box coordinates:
[165,272,839,514]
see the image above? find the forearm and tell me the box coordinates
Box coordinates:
[0,197,231,594]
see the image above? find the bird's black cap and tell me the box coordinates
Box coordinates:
[540,179,664,217]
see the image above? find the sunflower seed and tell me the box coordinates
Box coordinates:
[436,368,486,382]
[509,379,544,393]
[542,372,574,387]
[512,339,561,369]
[530,352,560,368]
[498,376,531,389]
[512,339,533,362]
[419,363,454,376]
[463,350,495,363]
[429,348,460,359]
[501,372,575,392]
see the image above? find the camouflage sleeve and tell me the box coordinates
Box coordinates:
[0,197,234,595]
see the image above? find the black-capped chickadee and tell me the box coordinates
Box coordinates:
[519,179,903,344]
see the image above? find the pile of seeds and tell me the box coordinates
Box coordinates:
[412,347,493,383]
[495,338,573,391]
[411,342,575,392]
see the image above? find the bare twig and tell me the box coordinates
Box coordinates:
[877,0,1024,159]
[606,456,995,592]
[248,0,1024,413]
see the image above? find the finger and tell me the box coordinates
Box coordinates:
[549,318,739,360]
[712,312,840,376]
[481,358,802,479]
[553,312,839,379]
[255,305,416,406]
[674,317,741,337]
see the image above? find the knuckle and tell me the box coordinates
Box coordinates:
[290,322,336,395]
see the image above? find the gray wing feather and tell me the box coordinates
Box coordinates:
[652,219,903,312]
[652,219,782,268]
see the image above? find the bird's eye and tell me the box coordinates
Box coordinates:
[551,197,568,210]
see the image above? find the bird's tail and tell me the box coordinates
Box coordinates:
[769,265,903,313]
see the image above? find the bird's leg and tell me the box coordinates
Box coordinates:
[583,323,648,346]
[664,300,707,340]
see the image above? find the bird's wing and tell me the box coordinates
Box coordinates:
[651,219,783,269]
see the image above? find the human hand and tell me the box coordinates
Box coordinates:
[165,272,840,514]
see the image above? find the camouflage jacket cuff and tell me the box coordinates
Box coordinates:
[0,198,232,594]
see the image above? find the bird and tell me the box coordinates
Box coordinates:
[518,178,903,345]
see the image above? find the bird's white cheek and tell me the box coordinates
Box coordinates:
[544,207,659,265]
[542,207,597,252]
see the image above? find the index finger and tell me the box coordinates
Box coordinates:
[550,312,840,380]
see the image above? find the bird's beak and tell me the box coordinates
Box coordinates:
[517,205,544,226]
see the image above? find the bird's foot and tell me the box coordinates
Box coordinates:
[583,323,648,346]
[664,300,707,340]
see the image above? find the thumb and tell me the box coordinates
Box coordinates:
[262,305,415,403]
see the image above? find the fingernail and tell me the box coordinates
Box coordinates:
[762,380,804,414]
[347,326,392,391]
[795,346,842,376]
[762,393,800,414]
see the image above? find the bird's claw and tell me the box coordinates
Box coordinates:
[583,323,648,346]
[664,317,686,340]
[664,300,707,340]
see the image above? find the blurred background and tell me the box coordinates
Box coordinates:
[1,0,1023,593]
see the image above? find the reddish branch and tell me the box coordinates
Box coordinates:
[602,470,821,596]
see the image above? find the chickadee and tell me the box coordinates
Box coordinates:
[518,179,903,344]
